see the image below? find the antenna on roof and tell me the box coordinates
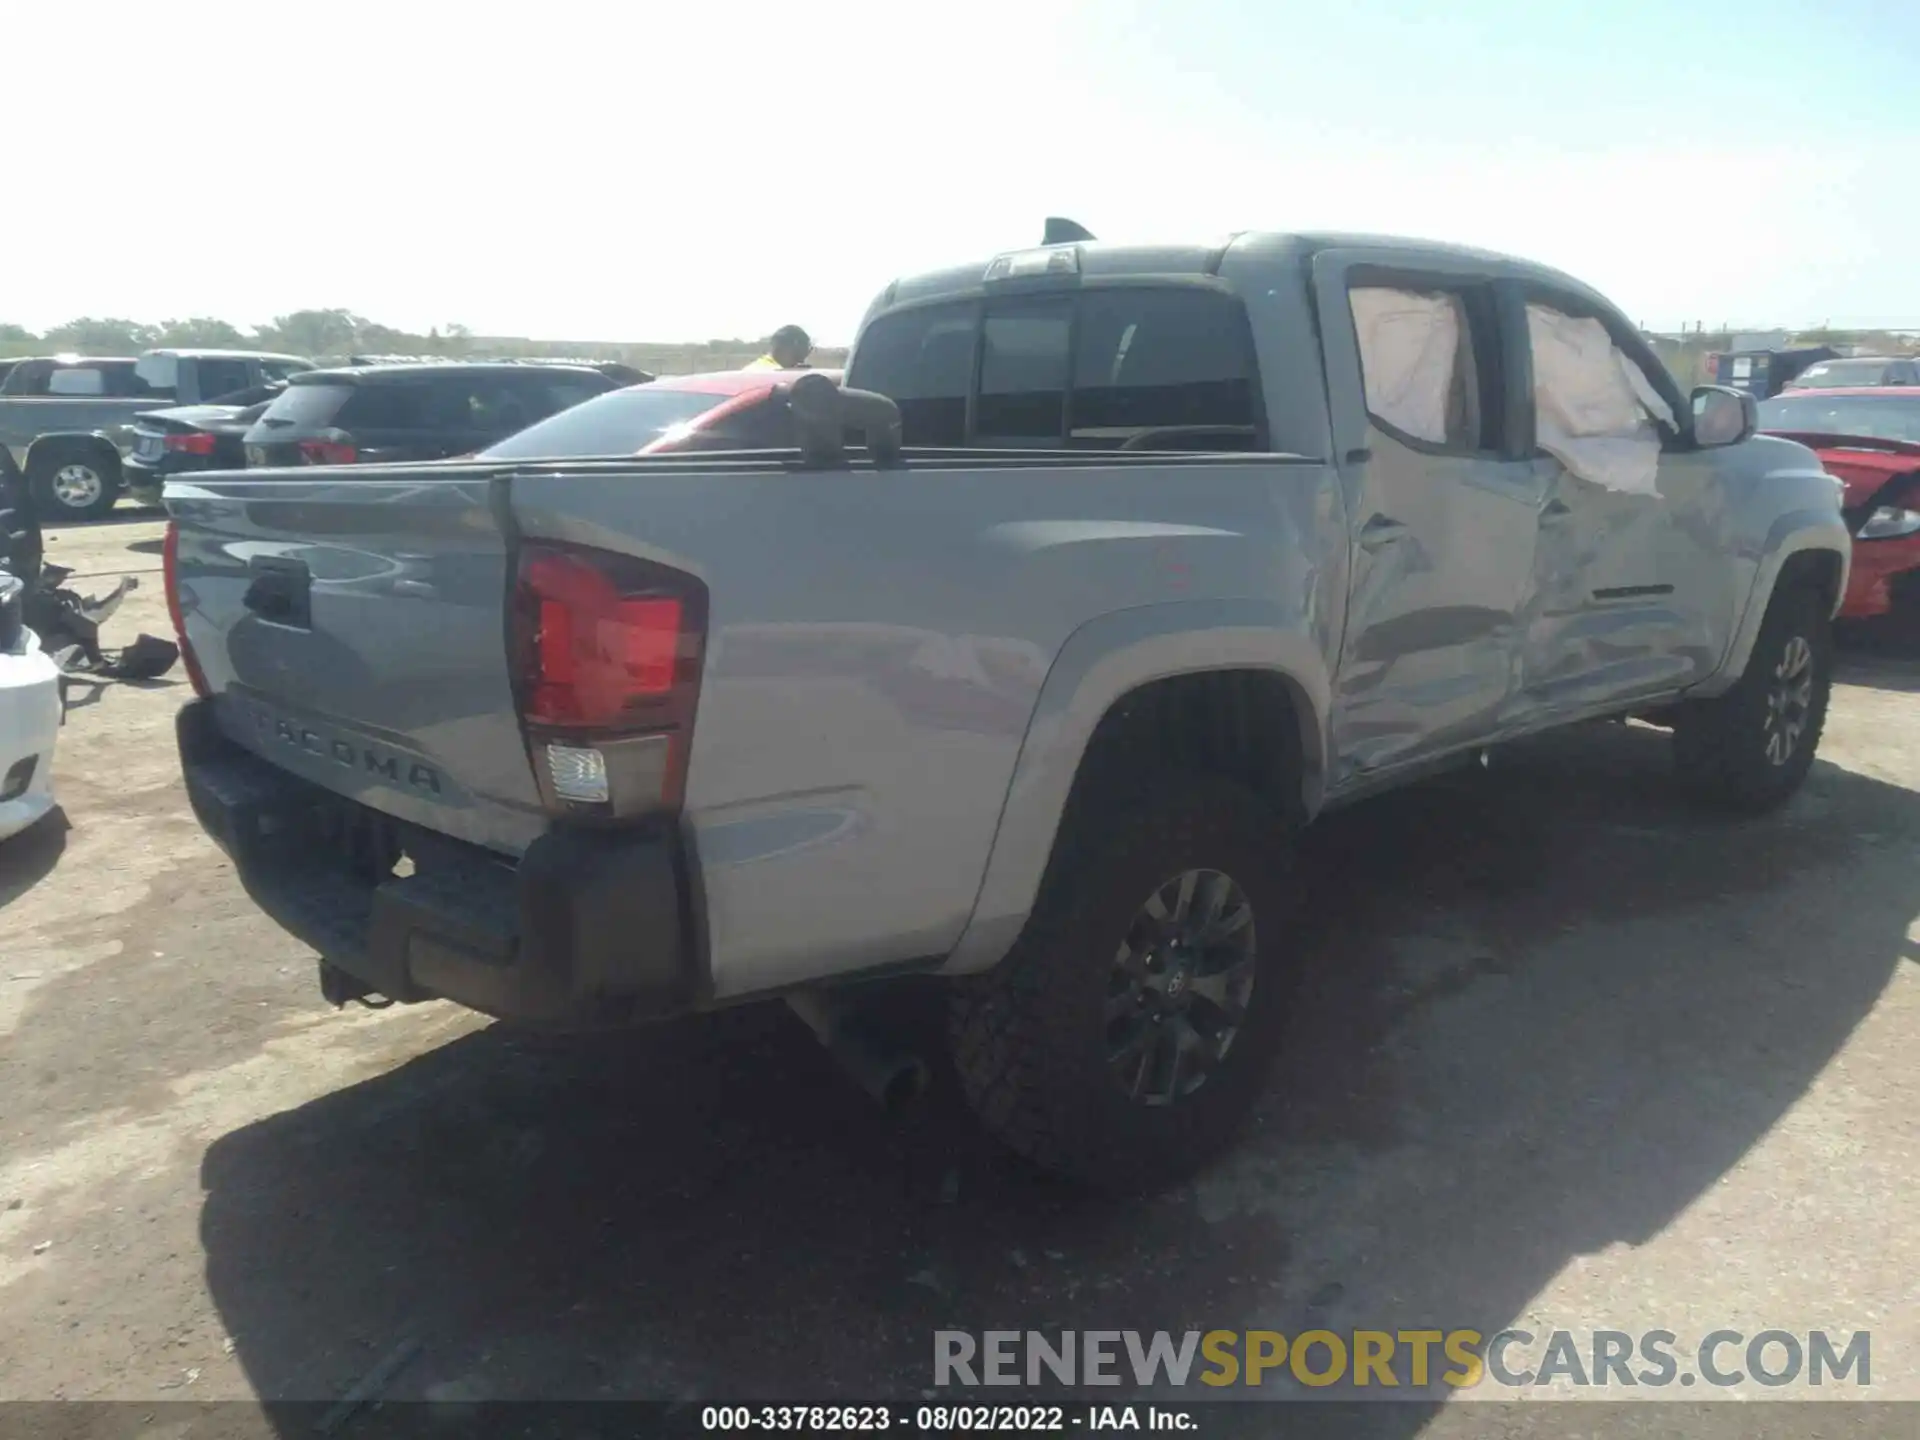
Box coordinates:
[1043,217,1095,245]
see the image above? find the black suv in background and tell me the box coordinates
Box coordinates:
[242,363,622,468]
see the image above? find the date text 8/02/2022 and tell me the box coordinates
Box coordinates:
[933,1329,1874,1390]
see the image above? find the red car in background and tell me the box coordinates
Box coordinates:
[1757,386,1920,620]
[478,368,846,462]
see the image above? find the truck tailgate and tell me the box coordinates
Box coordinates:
[167,468,546,855]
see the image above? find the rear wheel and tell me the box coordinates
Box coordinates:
[948,774,1296,1191]
[28,450,119,523]
[1672,579,1833,812]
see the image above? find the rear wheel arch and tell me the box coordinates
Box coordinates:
[1060,668,1317,835]
[24,434,123,521]
[25,432,121,482]
[944,659,1324,979]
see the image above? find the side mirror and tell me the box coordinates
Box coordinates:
[1691,384,1757,449]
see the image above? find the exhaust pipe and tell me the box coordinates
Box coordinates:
[787,990,931,1112]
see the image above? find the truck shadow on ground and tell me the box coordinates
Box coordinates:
[198,722,1919,1433]
[0,806,69,909]
[1836,618,1920,683]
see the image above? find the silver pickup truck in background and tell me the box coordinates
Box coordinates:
[0,349,312,520]
[164,230,1849,1190]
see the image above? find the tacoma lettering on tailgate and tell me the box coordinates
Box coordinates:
[245,703,443,797]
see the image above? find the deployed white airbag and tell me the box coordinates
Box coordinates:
[1527,304,1675,496]
[1350,288,1462,447]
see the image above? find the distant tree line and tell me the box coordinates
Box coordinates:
[0,311,847,375]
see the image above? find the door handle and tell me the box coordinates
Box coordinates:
[1358,515,1410,551]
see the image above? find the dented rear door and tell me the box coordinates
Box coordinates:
[1310,247,1548,785]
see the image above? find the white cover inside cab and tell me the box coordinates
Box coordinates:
[1527,304,1676,496]
[1348,288,1461,446]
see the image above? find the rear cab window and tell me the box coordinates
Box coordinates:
[847,285,1263,451]
[25,360,149,398]
[194,358,254,401]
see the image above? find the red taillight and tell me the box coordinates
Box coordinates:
[512,543,706,816]
[163,431,217,456]
[297,439,358,466]
[162,520,211,699]
[517,547,697,728]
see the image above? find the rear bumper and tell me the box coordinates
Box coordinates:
[177,698,701,1027]
[1839,534,1920,618]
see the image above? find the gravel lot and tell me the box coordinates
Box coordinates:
[2,515,1916,1432]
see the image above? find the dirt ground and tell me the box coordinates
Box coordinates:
[2,514,1916,1431]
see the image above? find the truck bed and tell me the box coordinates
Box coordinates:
[166,447,1339,1010]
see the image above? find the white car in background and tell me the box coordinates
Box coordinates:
[0,578,61,842]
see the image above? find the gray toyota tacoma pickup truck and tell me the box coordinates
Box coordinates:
[165,231,1849,1189]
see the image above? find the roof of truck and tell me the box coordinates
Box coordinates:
[874,231,1605,313]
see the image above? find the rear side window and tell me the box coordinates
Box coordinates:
[537,378,612,415]
[1070,289,1258,448]
[260,382,357,429]
[1347,286,1485,451]
[849,286,1260,450]
[195,359,253,401]
[847,306,977,446]
[479,386,732,459]
[46,367,107,396]
[320,379,476,432]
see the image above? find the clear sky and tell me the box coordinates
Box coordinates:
[10,0,1918,344]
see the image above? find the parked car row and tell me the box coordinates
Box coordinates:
[0,350,660,521]
[1758,386,1920,621]
[0,349,314,520]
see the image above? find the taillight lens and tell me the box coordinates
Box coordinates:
[297,439,358,466]
[162,520,211,699]
[163,432,217,456]
[511,542,707,817]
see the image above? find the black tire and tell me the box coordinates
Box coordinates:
[949,773,1297,1192]
[0,449,40,584]
[1671,578,1833,812]
[27,447,120,523]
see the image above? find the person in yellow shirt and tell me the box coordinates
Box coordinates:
[745,325,812,372]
